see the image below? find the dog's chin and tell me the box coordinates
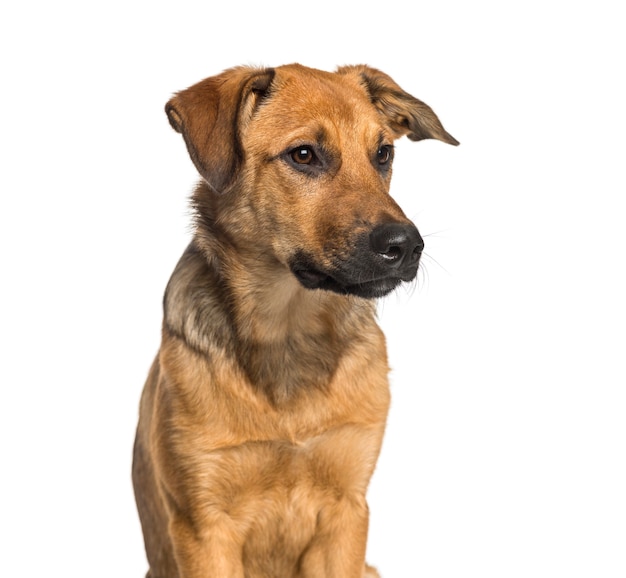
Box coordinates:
[292,267,404,299]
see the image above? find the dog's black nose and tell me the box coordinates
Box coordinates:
[369,223,424,269]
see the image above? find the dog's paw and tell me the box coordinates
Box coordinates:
[364,564,381,577]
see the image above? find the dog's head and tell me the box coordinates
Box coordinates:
[166,64,457,298]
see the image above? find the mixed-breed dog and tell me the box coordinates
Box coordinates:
[132,63,457,577]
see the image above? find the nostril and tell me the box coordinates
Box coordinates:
[411,240,424,262]
[381,245,402,261]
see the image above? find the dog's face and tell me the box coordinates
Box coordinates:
[166,64,457,298]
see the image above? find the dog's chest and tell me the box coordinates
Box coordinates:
[199,426,379,573]
[219,426,372,577]
[239,471,326,574]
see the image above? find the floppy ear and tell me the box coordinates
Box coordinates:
[337,65,459,145]
[165,66,275,193]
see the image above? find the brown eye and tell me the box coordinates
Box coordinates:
[377,145,393,165]
[290,146,315,165]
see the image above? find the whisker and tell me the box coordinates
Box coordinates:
[421,228,452,239]
[421,251,450,276]
[415,261,429,293]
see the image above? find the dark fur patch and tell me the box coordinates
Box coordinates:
[163,242,236,355]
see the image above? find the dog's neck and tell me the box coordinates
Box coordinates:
[163,241,378,404]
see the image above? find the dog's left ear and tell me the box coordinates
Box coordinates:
[165,66,275,193]
[338,65,459,146]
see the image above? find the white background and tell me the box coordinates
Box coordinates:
[1,1,624,576]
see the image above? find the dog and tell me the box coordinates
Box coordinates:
[132,63,457,578]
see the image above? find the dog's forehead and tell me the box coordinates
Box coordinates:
[277,65,368,109]
[255,64,386,138]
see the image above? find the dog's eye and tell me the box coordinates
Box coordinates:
[290,146,316,165]
[284,144,328,175]
[377,145,393,165]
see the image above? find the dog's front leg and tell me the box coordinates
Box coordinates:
[169,515,244,578]
[298,495,372,578]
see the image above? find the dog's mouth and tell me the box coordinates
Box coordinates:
[291,263,410,299]
[289,225,422,299]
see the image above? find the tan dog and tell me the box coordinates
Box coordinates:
[132,63,457,578]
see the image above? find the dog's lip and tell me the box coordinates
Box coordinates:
[344,277,403,298]
[292,267,330,288]
[292,265,411,298]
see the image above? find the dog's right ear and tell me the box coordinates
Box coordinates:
[165,67,275,194]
